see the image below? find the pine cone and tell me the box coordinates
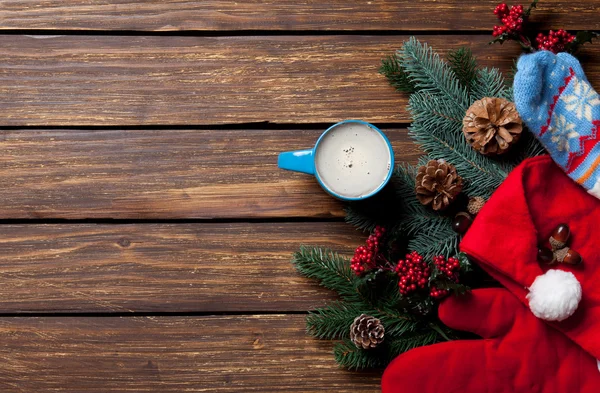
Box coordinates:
[463,97,522,155]
[349,314,385,349]
[415,159,464,211]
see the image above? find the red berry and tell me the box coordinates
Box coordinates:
[433,255,461,283]
[430,285,449,300]
[494,3,510,19]
[535,29,576,53]
[396,251,431,296]
[350,226,387,276]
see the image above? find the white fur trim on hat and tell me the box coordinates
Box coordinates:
[526,269,582,321]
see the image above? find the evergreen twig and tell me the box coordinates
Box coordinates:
[379,54,417,94]
[399,37,470,110]
[292,246,362,303]
[293,37,544,370]
[307,302,367,339]
[447,47,477,93]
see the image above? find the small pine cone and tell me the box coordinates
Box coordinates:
[416,159,464,211]
[463,97,522,155]
[349,314,385,349]
[467,196,486,215]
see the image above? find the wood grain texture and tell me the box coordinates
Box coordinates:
[0,128,419,219]
[0,222,369,313]
[0,35,533,126]
[0,315,381,392]
[0,1,597,31]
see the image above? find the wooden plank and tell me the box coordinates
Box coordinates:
[0,315,381,392]
[0,222,370,313]
[0,128,419,219]
[0,1,597,31]
[0,35,534,126]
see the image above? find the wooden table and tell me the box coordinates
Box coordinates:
[0,1,598,391]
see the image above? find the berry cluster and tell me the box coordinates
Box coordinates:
[430,256,462,299]
[535,30,576,53]
[492,3,525,37]
[433,255,461,283]
[395,251,431,296]
[429,285,449,300]
[350,226,385,276]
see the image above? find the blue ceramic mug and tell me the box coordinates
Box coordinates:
[278,120,394,201]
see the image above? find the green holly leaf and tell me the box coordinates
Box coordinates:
[566,31,600,54]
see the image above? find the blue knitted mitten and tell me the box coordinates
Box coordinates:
[513,50,600,199]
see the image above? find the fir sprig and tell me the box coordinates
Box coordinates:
[398,37,470,110]
[293,245,453,370]
[472,67,511,101]
[333,329,446,370]
[306,301,367,339]
[379,54,417,94]
[333,339,389,370]
[296,37,541,370]
[292,246,362,303]
[447,47,477,93]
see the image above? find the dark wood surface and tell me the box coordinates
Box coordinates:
[0,128,419,219]
[0,223,364,312]
[0,315,381,392]
[0,1,597,31]
[0,1,598,391]
[0,35,528,126]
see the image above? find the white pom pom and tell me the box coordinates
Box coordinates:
[527,269,582,321]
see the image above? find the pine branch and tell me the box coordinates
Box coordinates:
[380,54,417,94]
[407,223,459,259]
[399,37,470,110]
[393,164,439,218]
[407,91,510,197]
[387,330,441,356]
[343,186,404,232]
[390,165,460,258]
[306,300,421,341]
[333,329,445,370]
[472,67,510,100]
[291,37,541,371]
[374,307,421,337]
[306,302,367,339]
[447,47,477,93]
[392,164,420,209]
[344,205,379,233]
[504,59,518,90]
[434,280,471,296]
[292,247,362,303]
[334,339,389,370]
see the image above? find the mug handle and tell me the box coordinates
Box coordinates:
[278,149,315,175]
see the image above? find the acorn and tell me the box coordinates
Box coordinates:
[554,247,582,265]
[537,246,556,265]
[452,212,473,235]
[467,196,486,215]
[549,224,570,251]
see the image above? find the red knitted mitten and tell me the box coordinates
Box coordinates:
[382,288,600,393]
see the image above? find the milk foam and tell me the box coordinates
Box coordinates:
[314,123,392,198]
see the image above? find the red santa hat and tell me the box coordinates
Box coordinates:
[461,154,600,360]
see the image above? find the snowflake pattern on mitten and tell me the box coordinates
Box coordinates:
[514,51,600,200]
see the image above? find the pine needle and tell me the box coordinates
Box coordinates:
[447,47,477,93]
[292,246,362,303]
[379,54,417,93]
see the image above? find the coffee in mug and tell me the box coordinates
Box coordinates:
[314,122,392,198]
[278,120,394,200]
